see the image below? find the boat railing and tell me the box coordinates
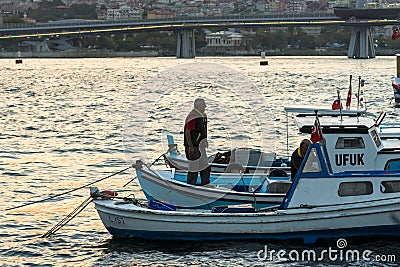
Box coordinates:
[379,123,400,130]
[378,123,400,138]
[209,162,290,173]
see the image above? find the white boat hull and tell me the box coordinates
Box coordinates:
[137,166,286,209]
[93,198,400,243]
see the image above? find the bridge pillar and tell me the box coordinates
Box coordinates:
[348,26,375,59]
[176,29,195,58]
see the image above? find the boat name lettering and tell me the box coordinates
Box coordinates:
[108,215,125,224]
[335,153,365,166]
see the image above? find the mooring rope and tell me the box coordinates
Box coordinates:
[5,165,133,211]
[42,196,93,238]
[122,152,166,188]
[43,192,144,238]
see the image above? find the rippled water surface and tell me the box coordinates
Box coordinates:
[1,56,400,266]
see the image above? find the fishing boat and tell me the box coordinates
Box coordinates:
[134,160,290,209]
[92,139,400,243]
[164,134,290,173]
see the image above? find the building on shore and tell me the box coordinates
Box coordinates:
[205,29,255,54]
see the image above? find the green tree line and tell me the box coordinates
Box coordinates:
[26,0,97,22]
[81,31,206,55]
[250,26,352,51]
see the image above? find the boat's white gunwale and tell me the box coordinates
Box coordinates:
[140,167,285,201]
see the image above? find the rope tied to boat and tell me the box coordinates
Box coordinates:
[5,151,168,212]
[5,165,133,212]
[42,196,93,238]
[90,188,140,204]
[42,189,144,238]
[122,152,166,187]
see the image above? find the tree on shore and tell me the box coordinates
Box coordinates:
[27,0,97,22]
[2,15,24,24]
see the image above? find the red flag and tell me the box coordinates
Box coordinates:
[392,29,400,40]
[310,117,323,143]
[332,99,342,110]
[346,87,352,109]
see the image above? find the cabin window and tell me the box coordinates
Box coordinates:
[381,181,400,193]
[370,129,382,148]
[338,182,373,197]
[384,159,400,171]
[302,147,321,173]
[335,137,365,149]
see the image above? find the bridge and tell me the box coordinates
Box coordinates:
[0,12,398,58]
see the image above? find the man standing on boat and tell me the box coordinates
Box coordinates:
[290,139,311,180]
[184,98,210,185]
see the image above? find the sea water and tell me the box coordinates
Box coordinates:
[1,56,399,266]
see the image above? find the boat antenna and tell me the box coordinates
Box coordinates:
[347,75,352,111]
[374,111,386,127]
[362,79,367,111]
[337,89,343,121]
[357,76,361,111]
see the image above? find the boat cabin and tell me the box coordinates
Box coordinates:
[282,142,400,209]
[294,113,400,173]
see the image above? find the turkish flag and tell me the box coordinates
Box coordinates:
[346,87,352,109]
[311,117,323,143]
[332,99,342,110]
[392,30,400,40]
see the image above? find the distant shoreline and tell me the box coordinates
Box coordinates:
[0,50,159,58]
[0,49,397,58]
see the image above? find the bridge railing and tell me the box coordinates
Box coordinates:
[0,12,337,31]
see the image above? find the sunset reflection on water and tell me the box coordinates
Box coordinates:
[1,56,399,266]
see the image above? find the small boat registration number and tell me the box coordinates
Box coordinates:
[108,215,125,224]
